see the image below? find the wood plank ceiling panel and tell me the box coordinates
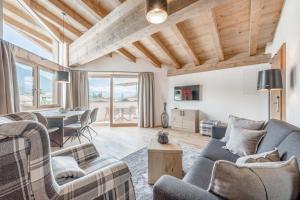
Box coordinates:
[214,0,250,57]
[256,0,284,50]
[62,0,100,24]
[35,0,88,32]
[179,17,217,62]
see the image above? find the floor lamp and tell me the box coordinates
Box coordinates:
[257,69,283,120]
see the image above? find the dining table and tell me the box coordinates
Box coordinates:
[40,110,85,147]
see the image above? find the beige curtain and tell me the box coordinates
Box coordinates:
[0,40,20,114]
[66,70,89,109]
[138,72,154,128]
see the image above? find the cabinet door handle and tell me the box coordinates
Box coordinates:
[182,111,185,116]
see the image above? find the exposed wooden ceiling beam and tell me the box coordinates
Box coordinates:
[19,30,52,52]
[48,0,92,29]
[115,48,137,63]
[79,0,136,62]
[3,1,33,23]
[150,33,181,68]
[249,0,262,56]
[80,0,108,18]
[25,0,81,37]
[17,0,61,42]
[133,41,161,68]
[39,15,73,44]
[208,9,224,61]
[168,53,271,76]
[171,24,201,65]
[69,0,226,66]
[3,14,52,44]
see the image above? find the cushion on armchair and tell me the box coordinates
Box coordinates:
[52,156,86,179]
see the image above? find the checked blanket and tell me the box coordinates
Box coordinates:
[0,113,135,200]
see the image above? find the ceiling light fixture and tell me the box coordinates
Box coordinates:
[146,0,168,24]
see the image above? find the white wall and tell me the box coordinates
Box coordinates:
[167,64,270,122]
[78,54,169,126]
[265,0,300,127]
[79,54,270,124]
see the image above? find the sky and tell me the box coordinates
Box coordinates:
[3,24,53,61]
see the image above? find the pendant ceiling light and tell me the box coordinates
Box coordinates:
[146,0,168,24]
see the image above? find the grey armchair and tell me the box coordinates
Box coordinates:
[0,112,135,200]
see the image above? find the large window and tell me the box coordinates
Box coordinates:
[16,63,35,109]
[3,24,54,61]
[88,73,138,126]
[16,61,59,110]
[39,69,57,106]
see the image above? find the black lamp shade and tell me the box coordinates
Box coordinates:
[56,71,69,82]
[257,69,283,90]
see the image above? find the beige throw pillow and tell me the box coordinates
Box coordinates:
[236,149,280,165]
[208,157,300,200]
[221,115,265,142]
[224,126,266,156]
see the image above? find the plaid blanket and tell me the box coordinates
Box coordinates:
[0,113,135,200]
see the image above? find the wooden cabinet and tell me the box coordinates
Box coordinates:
[171,109,199,133]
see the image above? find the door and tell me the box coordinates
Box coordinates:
[270,43,286,120]
[111,75,138,127]
[88,77,111,125]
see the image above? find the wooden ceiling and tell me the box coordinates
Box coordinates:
[3,0,284,75]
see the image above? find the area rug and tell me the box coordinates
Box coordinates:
[121,145,202,200]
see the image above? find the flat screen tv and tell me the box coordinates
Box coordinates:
[174,85,200,101]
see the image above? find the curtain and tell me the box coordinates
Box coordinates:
[138,72,154,128]
[0,39,20,114]
[66,70,89,109]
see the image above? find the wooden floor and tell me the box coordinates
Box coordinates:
[53,125,210,159]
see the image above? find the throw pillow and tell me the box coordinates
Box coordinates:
[221,115,265,142]
[236,148,280,165]
[51,156,86,179]
[208,157,300,200]
[224,126,266,156]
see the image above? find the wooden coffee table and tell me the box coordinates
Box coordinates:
[147,139,183,184]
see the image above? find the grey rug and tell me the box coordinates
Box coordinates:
[122,145,202,200]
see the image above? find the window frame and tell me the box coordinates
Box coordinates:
[16,59,60,111]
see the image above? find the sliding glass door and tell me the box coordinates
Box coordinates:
[88,73,138,127]
[112,76,138,126]
[88,77,111,125]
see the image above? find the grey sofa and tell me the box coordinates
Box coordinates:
[153,119,300,200]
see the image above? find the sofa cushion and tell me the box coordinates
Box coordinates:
[208,157,300,200]
[236,148,280,165]
[257,119,299,153]
[221,115,265,142]
[183,157,215,189]
[225,127,266,156]
[200,139,240,162]
[278,131,300,170]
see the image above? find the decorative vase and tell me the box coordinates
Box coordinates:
[157,131,169,144]
[161,102,169,128]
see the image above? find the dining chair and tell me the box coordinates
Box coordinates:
[63,110,91,144]
[88,108,99,135]
[34,112,61,147]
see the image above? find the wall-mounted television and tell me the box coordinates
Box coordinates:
[174,85,200,101]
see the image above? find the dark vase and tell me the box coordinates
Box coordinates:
[161,102,169,128]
